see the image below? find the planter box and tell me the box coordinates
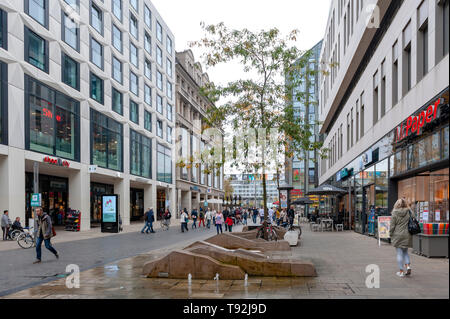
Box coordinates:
[413,234,449,258]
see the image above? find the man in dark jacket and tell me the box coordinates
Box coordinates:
[287,205,295,227]
[12,217,23,232]
[191,209,198,229]
[223,209,229,231]
[33,207,58,263]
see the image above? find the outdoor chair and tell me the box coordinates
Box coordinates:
[336,224,344,232]
[312,224,320,232]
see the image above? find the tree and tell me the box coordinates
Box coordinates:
[223,177,234,206]
[191,23,328,239]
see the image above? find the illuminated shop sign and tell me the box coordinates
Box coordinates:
[43,156,70,167]
[395,98,441,142]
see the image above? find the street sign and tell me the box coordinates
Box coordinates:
[204,201,208,207]
[31,193,41,207]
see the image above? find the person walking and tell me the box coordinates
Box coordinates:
[1,210,12,241]
[33,207,59,263]
[180,210,189,233]
[215,210,223,234]
[252,208,258,224]
[268,207,274,224]
[191,209,198,229]
[199,209,205,228]
[223,208,229,232]
[288,205,295,227]
[242,210,248,225]
[212,209,216,226]
[148,207,155,233]
[259,207,264,224]
[163,209,171,229]
[141,208,152,234]
[389,198,414,277]
[225,215,234,233]
[205,209,212,229]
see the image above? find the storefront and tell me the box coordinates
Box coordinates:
[157,189,166,220]
[90,182,114,226]
[130,188,144,221]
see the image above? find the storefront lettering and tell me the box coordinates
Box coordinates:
[395,98,440,142]
[43,156,70,167]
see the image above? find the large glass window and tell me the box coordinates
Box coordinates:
[62,12,79,51]
[166,82,173,100]
[375,158,388,214]
[156,46,163,66]
[157,71,163,91]
[166,103,172,121]
[112,0,122,21]
[130,100,139,124]
[91,108,123,171]
[112,87,123,115]
[130,71,138,96]
[166,58,172,77]
[157,95,163,114]
[156,21,162,42]
[26,0,48,27]
[144,32,151,55]
[166,126,172,143]
[144,110,151,132]
[130,42,138,68]
[130,0,138,12]
[191,135,199,183]
[26,76,80,161]
[62,53,79,90]
[129,13,138,40]
[90,3,103,35]
[90,37,103,69]
[25,27,48,72]
[157,143,172,183]
[130,129,152,179]
[112,24,122,52]
[0,62,6,145]
[166,36,172,55]
[144,5,151,29]
[112,56,122,83]
[144,60,152,80]
[90,72,104,104]
[156,119,163,138]
[144,84,152,106]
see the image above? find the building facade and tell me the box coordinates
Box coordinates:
[318,0,449,233]
[0,0,177,230]
[175,50,224,214]
[285,40,323,211]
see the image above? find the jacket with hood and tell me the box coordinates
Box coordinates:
[35,213,53,240]
[389,208,414,248]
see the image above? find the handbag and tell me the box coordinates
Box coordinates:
[52,226,57,237]
[408,210,421,235]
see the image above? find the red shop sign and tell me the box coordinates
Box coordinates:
[395,98,441,142]
[43,156,70,168]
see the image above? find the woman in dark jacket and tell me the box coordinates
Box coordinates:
[389,198,414,278]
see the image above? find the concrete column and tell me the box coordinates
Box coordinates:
[181,190,192,213]
[115,177,130,226]
[68,166,91,231]
[144,183,154,211]
[0,149,25,224]
[169,186,176,218]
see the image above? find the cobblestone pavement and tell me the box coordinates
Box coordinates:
[1,222,448,299]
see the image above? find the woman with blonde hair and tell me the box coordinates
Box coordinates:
[389,198,414,277]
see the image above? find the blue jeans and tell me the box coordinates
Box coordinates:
[192,219,197,229]
[181,223,188,232]
[216,224,223,234]
[141,221,151,233]
[36,236,57,261]
[396,248,410,271]
[207,219,211,229]
[252,215,257,224]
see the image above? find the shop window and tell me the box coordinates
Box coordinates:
[90,108,123,171]
[26,76,80,161]
[25,0,48,28]
[157,143,172,183]
[62,53,79,90]
[442,126,449,159]
[25,27,49,73]
[429,168,449,223]
[130,129,151,179]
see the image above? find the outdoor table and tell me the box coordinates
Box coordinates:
[320,219,334,232]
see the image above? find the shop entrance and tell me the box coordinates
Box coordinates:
[90,182,114,226]
[25,173,68,227]
[157,189,166,220]
[130,188,144,221]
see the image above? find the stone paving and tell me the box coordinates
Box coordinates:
[2,223,448,299]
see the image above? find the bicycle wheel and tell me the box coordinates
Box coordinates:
[17,234,34,249]
[256,227,264,239]
[268,229,278,241]
[10,230,22,240]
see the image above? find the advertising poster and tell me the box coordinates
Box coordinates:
[435,210,440,222]
[378,216,391,239]
[280,190,288,208]
[102,196,117,223]
[422,210,429,222]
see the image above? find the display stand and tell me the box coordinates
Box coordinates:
[65,210,81,232]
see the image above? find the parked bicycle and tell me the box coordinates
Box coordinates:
[256,221,278,241]
[160,218,170,231]
[17,227,36,249]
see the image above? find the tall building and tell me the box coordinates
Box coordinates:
[175,50,224,214]
[318,0,449,233]
[0,0,177,230]
[285,40,323,210]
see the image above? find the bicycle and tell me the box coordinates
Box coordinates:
[9,228,24,240]
[256,221,278,241]
[17,227,36,249]
[160,219,170,231]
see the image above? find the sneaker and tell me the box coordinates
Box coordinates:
[405,266,411,276]
[33,259,41,264]
[396,271,405,277]
[55,254,59,259]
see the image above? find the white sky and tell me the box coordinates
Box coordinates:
[152,0,332,174]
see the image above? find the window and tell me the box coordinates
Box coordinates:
[157,143,172,183]
[381,61,386,118]
[373,71,379,126]
[62,12,79,51]
[166,36,172,55]
[90,37,103,69]
[157,95,163,114]
[26,76,80,161]
[166,103,172,121]
[130,129,152,179]
[130,42,138,68]
[0,62,7,145]
[156,21,162,42]
[90,72,104,104]
[90,2,103,35]
[112,56,122,83]
[144,32,151,54]
[25,0,48,28]
[156,119,163,137]
[129,13,138,40]
[360,92,364,138]
[144,110,151,131]
[156,46,163,66]
[166,82,173,100]
[25,27,48,72]
[62,53,79,90]
[91,108,123,171]
[112,0,122,21]
[157,71,163,91]
[130,100,139,124]
[144,60,151,80]
[0,9,7,50]
[350,109,353,148]
[112,87,123,115]
[403,21,412,95]
[130,0,138,12]
[346,114,350,151]
[355,99,359,142]
[166,58,172,77]
[166,126,172,143]
[144,84,152,106]
[112,24,122,52]
[130,71,138,96]
[417,1,429,81]
[63,0,79,12]
[392,41,399,106]
[144,5,151,29]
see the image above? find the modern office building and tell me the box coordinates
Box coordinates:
[0,0,176,230]
[285,40,323,212]
[318,0,449,234]
[175,50,224,213]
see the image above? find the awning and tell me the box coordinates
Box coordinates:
[307,184,347,195]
